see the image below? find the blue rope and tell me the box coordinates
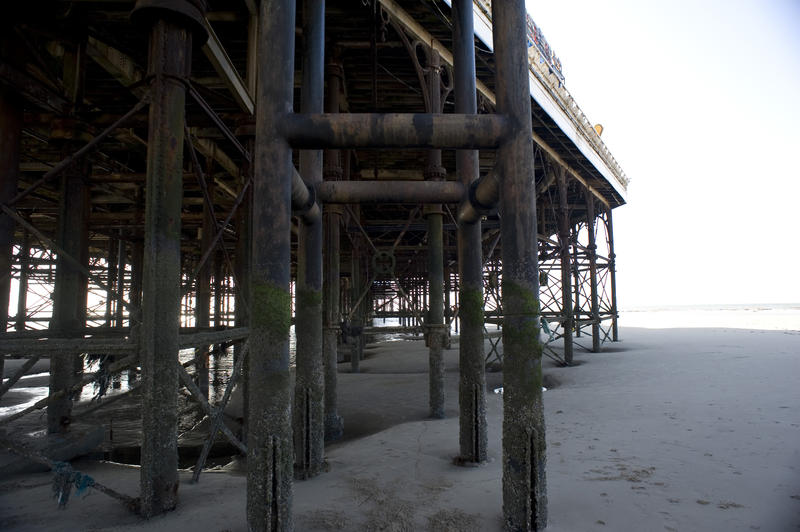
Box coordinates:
[51,461,95,508]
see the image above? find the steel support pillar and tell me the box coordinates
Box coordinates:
[322,54,344,442]
[0,88,21,380]
[48,156,89,434]
[555,166,573,365]
[247,0,295,528]
[453,0,487,464]
[606,207,619,341]
[493,0,547,529]
[137,11,194,517]
[293,0,325,480]
[421,47,446,420]
[195,173,214,398]
[586,190,600,352]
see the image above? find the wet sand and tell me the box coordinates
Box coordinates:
[1,325,799,530]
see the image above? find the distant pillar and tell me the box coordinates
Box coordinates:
[349,234,363,373]
[132,0,203,516]
[195,170,213,398]
[0,89,21,379]
[586,190,600,352]
[555,165,573,365]
[15,231,29,332]
[293,0,325,480]
[48,157,89,434]
[572,224,581,338]
[234,148,251,445]
[606,207,619,341]
[115,235,126,329]
[322,54,344,441]
[247,0,295,528]
[493,0,547,529]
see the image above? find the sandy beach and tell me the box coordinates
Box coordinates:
[2,316,799,531]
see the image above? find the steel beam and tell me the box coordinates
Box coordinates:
[138,13,194,517]
[247,0,295,528]
[293,0,325,481]
[282,113,509,149]
[202,18,255,114]
[494,1,547,529]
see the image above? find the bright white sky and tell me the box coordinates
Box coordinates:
[524,0,800,307]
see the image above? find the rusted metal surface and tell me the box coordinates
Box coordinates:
[315,180,463,204]
[138,12,194,518]
[493,1,547,529]
[281,112,509,149]
[293,0,325,481]
[248,0,295,529]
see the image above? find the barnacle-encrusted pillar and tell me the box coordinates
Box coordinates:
[247,0,295,528]
[293,0,325,479]
[493,0,547,529]
[452,0,487,463]
[132,0,205,517]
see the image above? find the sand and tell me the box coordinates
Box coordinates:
[1,324,799,531]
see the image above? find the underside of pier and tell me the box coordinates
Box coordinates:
[0,1,628,530]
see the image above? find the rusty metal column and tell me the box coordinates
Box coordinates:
[586,190,600,352]
[132,0,202,517]
[293,0,325,480]
[493,0,547,529]
[248,0,295,528]
[423,48,446,419]
[606,206,619,341]
[0,88,21,379]
[322,54,344,441]
[555,166,573,365]
[234,162,251,444]
[453,0,487,463]
[48,158,89,434]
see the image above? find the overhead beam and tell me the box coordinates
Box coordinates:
[202,19,254,115]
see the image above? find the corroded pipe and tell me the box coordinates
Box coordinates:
[315,180,464,204]
[282,113,509,149]
[457,169,499,224]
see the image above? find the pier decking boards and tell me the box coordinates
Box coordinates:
[1,1,626,530]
